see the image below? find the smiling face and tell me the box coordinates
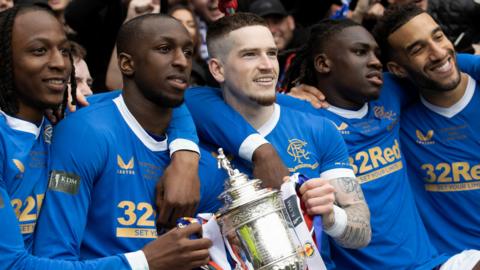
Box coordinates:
[322,26,383,106]
[129,17,193,108]
[12,9,71,115]
[213,25,279,106]
[387,13,460,92]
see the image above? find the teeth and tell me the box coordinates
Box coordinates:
[254,77,274,83]
[46,79,64,85]
[434,61,451,73]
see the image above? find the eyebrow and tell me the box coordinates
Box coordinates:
[155,36,193,47]
[237,47,278,54]
[405,26,442,52]
[26,37,69,46]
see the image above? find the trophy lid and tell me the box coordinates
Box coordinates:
[216,148,278,213]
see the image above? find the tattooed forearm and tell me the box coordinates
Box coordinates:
[335,203,371,248]
[329,177,371,249]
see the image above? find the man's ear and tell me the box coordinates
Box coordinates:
[118,52,134,76]
[386,61,408,78]
[208,57,225,83]
[314,53,331,74]
[286,15,295,31]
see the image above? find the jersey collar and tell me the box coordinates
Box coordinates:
[0,110,43,139]
[420,74,475,118]
[257,103,280,137]
[113,95,168,152]
[326,103,368,119]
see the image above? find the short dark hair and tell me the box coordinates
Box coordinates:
[206,12,267,58]
[372,3,425,63]
[282,19,360,91]
[116,13,176,55]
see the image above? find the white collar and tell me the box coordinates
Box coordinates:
[327,103,369,119]
[420,74,475,118]
[113,95,168,152]
[0,110,43,138]
[257,103,280,136]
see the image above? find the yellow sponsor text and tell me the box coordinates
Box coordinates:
[11,194,45,223]
[116,228,157,239]
[421,162,480,191]
[357,161,403,184]
[350,139,402,176]
[20,223,35,234]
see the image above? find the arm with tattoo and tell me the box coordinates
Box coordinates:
[328,177,371,249]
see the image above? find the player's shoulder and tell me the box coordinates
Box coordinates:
[56,98,118,138]
[279,105,340,141]
[280,105,333,128]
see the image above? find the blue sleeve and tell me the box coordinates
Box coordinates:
[167,103,200,153]
[34,117,107,259]
[276,94,319,113]
[382,73,416,108]
[457,53,480,80]
[86,91,199,153]
[0,187,130,270]
[184,87,258,156]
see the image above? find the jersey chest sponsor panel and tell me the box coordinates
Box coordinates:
[401,76,480,254]
[0,113,51,250]
[315,92,443,269]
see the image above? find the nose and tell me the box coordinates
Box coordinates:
[428,40,448,61]
[367,52,382,70]
[48,49,68,71]
[258,53,276,71]
[172,48,189,69]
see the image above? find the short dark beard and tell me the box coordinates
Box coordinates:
[406,52,461,92]
[250,95,276,106]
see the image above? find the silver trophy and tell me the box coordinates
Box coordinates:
[216,148,305,270]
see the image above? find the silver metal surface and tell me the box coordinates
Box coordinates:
[216,148,305,270]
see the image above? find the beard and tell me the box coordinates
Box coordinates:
[248,91,276,106]
[141,88,185,108]
[408,66,461,92]
[156,96,184,108]
[406,52,461,92]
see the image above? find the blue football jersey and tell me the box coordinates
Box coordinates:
[0,187,133,270]
[304,86,446,270]
[34,95,224,260]
[185,81,448,269]
[401,74,480,255]
[86,90,200,153]
[0,112,52,252]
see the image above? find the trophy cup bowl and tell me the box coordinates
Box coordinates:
[216,149,305,270]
